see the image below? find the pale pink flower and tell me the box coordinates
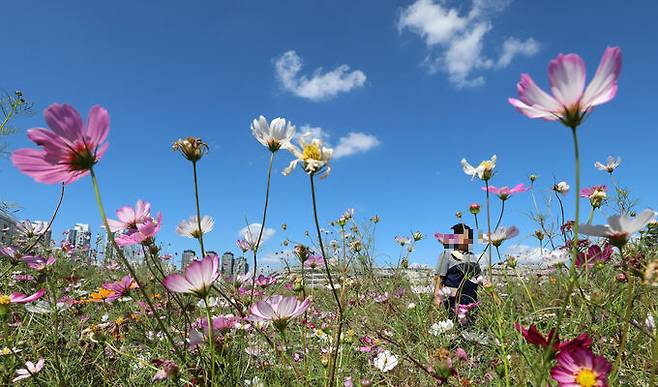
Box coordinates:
[163,255,219,298]
[482,183,530,201]
[13,357,45,382]
[509,47,622,127]
[594,156,621,174]
[304,255,325,270]
[107,200,152,232]
[254,274,277,288]
[236,239,251,253]
[11,103,110,184]
[247,295,310,330]
[482,226,519,247]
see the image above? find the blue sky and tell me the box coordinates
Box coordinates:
[2,0,657,270]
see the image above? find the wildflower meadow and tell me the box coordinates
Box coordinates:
[1,2,657,387]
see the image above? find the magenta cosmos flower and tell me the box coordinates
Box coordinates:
[163,255,219,298]
[247,295,310,331]
[509,47,621,128]
[20,255,56,271]
[0,289,46,306]
[102,275,139,301]
[482,183,530,201]
[11,103,109,184]
[551,347,611,387]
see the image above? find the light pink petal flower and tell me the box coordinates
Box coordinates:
[162,274,194,294]
[581,47,622,108]
[549,54,586,107]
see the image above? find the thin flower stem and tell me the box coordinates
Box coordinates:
[555,192,567,245]
[651,315,658,387]
[473,213,479,230]
[543,125,581,373]
[250,152,275,304]
[22,183,65,255]
[485,180,493,283]
[205,297,216,384]
[587,206,596,225]
[494,199,505,231]
[309,174,342,387]
[89,167,185,363]
[192,160,206,258]
[612,248,635,381]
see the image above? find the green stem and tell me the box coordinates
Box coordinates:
[494,199,505,231]
[250,152,275,303]
[542,125,581,373]
[192,161,206,258]
[89,167,184,363]
[485,180,493,283]
[205,297,215,384]
[587,206,596,225]
[650,312,658,387]
[555,192,568,246]
[309,174,341,387]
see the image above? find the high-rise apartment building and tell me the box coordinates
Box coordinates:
[221,252,234,275]
[181,250,196,268]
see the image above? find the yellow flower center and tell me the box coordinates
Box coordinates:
[0,347,12,355]
[302,144,321,161]
[575,368,597,387]
[0,295,10,305]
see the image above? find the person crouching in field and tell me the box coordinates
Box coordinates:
[433,224,482,323]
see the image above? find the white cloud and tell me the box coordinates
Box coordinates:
[504,244,569,267]
[294,126,380,159]
[398,0,539,88]
[239,223,275,248]
[274,50,367,101]
[296,125,329,142]
[496,37,540,68]
[333,132,381,159]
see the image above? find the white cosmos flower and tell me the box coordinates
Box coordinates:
[15,220,48,242]
[176,215,214,238]
[373,350,399,373]
[594,155,621,174]
[482,226,519,247]
[282,135,333,178]
[429,319,454,336]
[461,155,496,181]
[579,209,656,247]
[251,115,296,152]
[553,181,570,195]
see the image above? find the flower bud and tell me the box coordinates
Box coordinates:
[172,137,208,162]
[469,203,480,215]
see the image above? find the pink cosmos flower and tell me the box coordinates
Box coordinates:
[304,255,325,270]
[575,244,614,268]
[115,212,162,247]
[551,347,611,387]
[11,103,110,184]
[107,200,152,232]
[195,315,241,335]
[8,289,46,304]
[434,233,461,247]
[509,47,622,128]
[13,358,45,382]
[482,183,531,201]
[102,275,139,301]
[580,185,607,199]
[254,274,277,288]
[163,254,219,298]
[236,239,251,253]
[247,295,310,330]
[20,255,56,271]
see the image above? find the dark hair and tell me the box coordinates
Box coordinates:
[451,223,474,240]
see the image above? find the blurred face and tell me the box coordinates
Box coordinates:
[455,230,472,251]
